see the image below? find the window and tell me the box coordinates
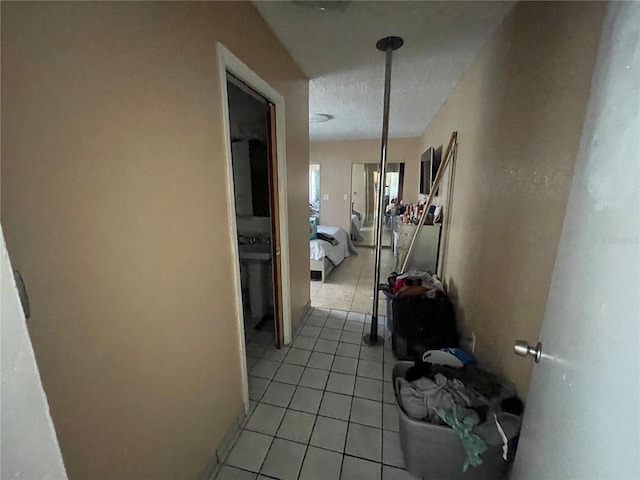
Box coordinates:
[309,164,320,218]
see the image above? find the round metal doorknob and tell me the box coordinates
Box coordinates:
[514,340,542,363]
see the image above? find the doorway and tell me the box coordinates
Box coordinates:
[226,73,281,350]
[218,43,292,408]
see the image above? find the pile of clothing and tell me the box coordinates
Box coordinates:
[386,270,445,298]
[396,359,523,471]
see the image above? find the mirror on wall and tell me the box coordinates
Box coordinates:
[350,162,404,247]
[309,163,320,219]
[228,76,270,218]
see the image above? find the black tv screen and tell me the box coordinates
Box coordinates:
[420,145,443,196]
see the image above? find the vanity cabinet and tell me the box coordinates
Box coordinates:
[394,224,441,273]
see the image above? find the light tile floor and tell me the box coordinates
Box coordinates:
[217,307,419,480]
[311,247,397,314]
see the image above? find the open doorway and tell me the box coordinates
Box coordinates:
[218,43,292,408]
[226,73,283,351]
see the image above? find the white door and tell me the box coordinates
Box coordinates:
[511,3,639,479]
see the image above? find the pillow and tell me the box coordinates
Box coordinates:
[309,218,318,240]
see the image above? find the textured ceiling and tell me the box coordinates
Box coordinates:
[254,1,514,141]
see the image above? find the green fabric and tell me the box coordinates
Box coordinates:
[309,217,318,240]
[435,405,487,472]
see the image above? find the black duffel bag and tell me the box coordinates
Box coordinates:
[391,292,458,360]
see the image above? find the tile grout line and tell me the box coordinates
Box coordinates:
[233,307,395,479]
[257,319,325,479]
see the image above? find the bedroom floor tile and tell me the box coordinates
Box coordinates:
[311,248,394,313]
[313,298,352,311]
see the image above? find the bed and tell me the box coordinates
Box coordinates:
[310,225,356,282]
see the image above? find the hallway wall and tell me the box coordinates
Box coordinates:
[310,137,420,232]
[419,2,606,397]
[0,2,308,478]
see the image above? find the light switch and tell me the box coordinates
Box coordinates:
[323,194,329,200]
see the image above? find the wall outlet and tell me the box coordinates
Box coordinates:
[343,194,348,200]
[323,194,329,200]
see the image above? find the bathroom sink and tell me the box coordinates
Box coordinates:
[238,243,272,319]
[238,243,271,261]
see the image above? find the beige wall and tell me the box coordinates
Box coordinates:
[0,2,308,479]
[309,137,420,231]
[1,227,68,480]
[420,2,605,397]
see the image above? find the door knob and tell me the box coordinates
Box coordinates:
[513,340,542,363]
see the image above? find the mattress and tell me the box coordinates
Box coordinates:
[310,225,355,265]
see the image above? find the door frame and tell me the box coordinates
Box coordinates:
[217,43,292,407]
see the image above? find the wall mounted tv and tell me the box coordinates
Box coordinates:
[420,145,443,196]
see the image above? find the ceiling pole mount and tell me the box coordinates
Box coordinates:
[364,36,404,347]
[375,36,404,52]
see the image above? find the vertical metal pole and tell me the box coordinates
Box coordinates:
[364,36,403,346]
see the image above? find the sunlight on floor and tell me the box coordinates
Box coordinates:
[310,248,396,314]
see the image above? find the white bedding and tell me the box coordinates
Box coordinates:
[310,225,356,265]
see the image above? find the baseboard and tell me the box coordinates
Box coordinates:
[198,404,247,480]
[199,452,219,480]
[199,304,312,479]
[301,301,312,321]
[290,301,312,342]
